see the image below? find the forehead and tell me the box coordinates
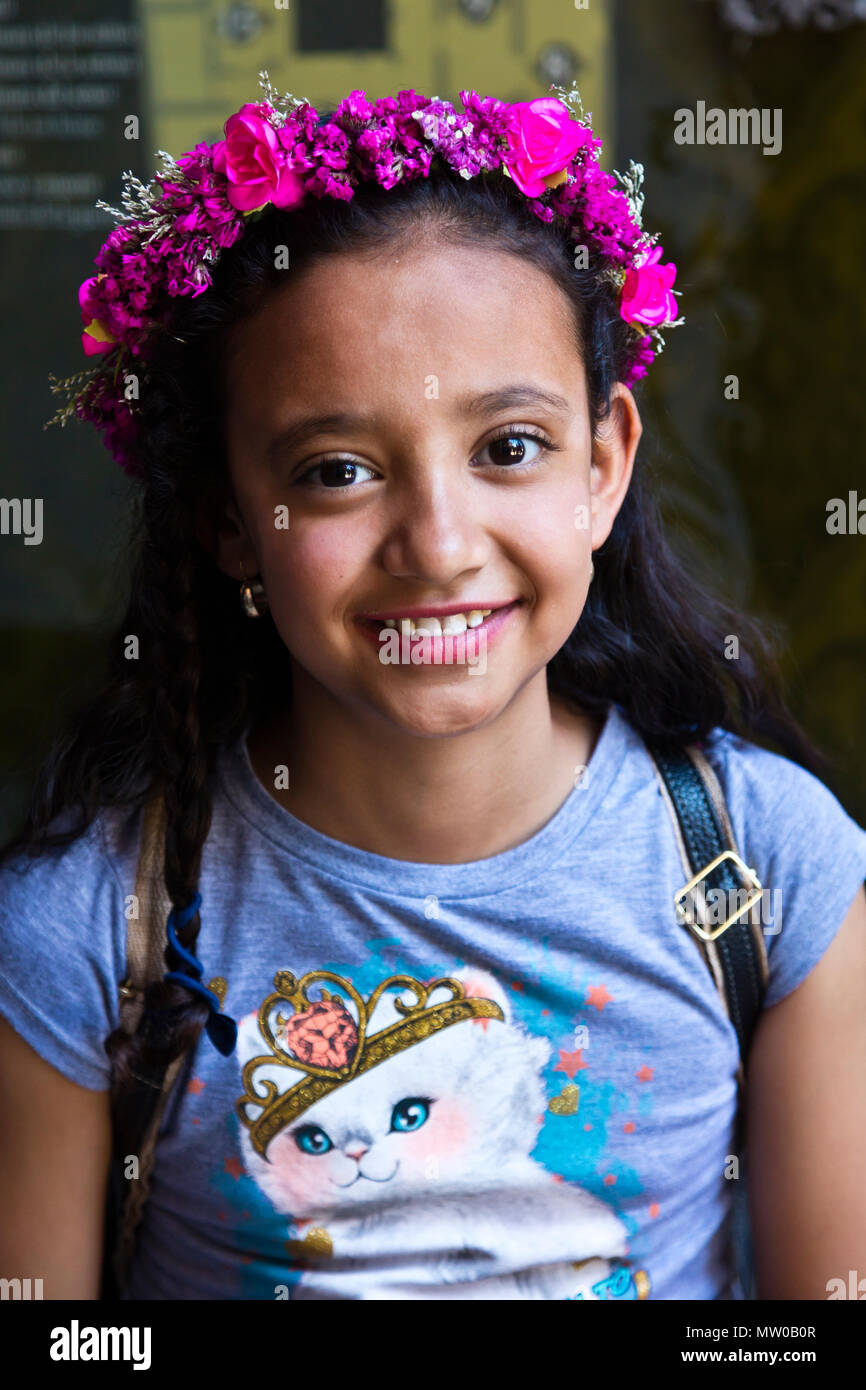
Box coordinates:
[224,242,584,418]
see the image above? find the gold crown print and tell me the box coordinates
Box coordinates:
[236,970,505,1157]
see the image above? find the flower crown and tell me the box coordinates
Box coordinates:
[49,72,682,479]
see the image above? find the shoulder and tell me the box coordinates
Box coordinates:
[699,727,866,1008]
[0,803,142,1089]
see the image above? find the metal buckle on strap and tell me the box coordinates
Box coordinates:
[674,850,763,943]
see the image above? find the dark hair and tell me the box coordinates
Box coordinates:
[2,163,823,1109]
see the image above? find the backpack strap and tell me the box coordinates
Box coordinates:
[104,792,189,1298]
[645,740,769,1301]
[646,742,769,1069]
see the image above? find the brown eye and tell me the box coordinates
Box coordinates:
[474,429,552,470]
[319,461,360,488]
[299,459,377,488]
[490,435,530,465]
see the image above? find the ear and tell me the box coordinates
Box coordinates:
[589,381,642,553]
[196,486,260,581]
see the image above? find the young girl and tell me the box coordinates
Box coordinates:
[1,82,865,1303]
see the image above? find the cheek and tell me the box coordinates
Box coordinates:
[506,462,591,571]
[263,522,356,605]
[513,503,592,638]
[257,518,368,656]
[260,1138,338,1214]
[397,1099,471,1170]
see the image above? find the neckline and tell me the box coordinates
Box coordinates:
[216,700,631,897]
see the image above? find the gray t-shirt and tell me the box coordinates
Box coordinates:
[2,703,865,1300]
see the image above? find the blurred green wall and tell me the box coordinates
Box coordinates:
[616,0,866,817]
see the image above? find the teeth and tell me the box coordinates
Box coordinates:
[381,608,493,634]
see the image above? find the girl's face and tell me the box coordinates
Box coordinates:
[215,239,640,737]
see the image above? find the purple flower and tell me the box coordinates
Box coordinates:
[66,81,681,474]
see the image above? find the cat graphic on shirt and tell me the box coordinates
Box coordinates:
[235,965,633,1299]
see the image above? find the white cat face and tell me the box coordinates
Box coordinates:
[236,967,551,1218]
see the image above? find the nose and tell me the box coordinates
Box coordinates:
[379,464,491,584]
[344,1143,369,1161]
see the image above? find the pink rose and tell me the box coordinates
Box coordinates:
[620,244,678,327]
[212,103,306,212]
[504,97,591,197]
[79,275,115,356]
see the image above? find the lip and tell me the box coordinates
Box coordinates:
[359,599,521,621]
[356,599,523,661]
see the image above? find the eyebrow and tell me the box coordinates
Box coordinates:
[263,384,573,465]
[264,413,366,466]
[455,384,573,417]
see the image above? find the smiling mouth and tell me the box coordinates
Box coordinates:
[359,600,522,637]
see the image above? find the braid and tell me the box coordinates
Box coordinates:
[104,475,215,1093]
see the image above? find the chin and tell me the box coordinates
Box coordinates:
[375,681,514,739]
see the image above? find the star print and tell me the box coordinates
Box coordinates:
[554,1048,589,1080]
[585,983,613,1011]
[187,1077,205,1095]
[635,1064,654,1083]
[649,1202,660,1219]
[603,1174,617,1186]
[224,1156,243,1180]
[623,1121,636,1133]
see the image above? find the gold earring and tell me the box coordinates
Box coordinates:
[589,559,595,581]
[239,562,268,619]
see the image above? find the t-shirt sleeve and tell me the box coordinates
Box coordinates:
[704,730,866,1010]
[0,817,127,1090]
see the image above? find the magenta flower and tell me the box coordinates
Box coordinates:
[79,276,115,356]
[621,335,656,388]
[60,80,683,475]
[620,244,678,327]
[503,97,592,197]
[212,103,306,212]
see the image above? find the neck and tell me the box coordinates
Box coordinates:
[246,670,601,864]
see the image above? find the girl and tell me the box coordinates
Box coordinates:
[1,83,865,1302]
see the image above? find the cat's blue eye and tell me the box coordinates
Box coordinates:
[294,1124,333,1155]
[390,1097,431,1132]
